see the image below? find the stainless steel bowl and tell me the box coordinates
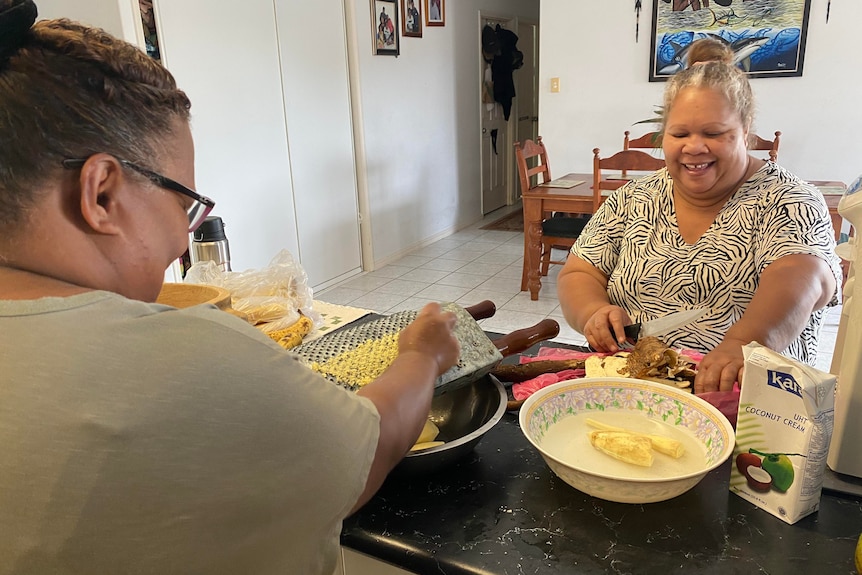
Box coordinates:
[394,375,507,476]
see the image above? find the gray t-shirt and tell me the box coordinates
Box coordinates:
[0,291,380,574]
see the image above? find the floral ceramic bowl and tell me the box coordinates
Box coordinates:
[519,377,734,504]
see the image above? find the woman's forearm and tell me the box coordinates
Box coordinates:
[557,258,613,333]
[352,350,438,513]
[724,254,836,351]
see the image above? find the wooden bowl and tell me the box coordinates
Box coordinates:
[156,283,232,310]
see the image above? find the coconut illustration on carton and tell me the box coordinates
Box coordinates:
[735,449,805,493]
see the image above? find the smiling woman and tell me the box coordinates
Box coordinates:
[557,60,841,395]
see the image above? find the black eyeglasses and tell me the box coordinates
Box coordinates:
[62,156,215,232]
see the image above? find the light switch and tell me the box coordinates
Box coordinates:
[550,77,560,93]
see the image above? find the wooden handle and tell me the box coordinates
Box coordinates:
[506,399,526,411]
[492,318,560,358]
[464,300,496,321]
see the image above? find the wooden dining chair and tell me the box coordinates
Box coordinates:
[623,129,663,151]
[514,136,552,192]
[748,130,781,162]
[592,148,666,212]
[514,138,590,290]
[622,130,663,177]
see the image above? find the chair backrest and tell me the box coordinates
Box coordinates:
[623,130,663,150]
[622,130,663,177]
[592,148,666,212]
[748,130,781,162]
[514,136,551,194]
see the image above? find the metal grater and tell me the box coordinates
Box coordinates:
[292,303,504,393]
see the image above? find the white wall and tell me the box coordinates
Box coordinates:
[353,0,540,265]
[37,0,139,43]
[36,0,539,278]
[539,0,862,184]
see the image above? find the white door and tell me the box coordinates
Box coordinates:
[152,0,302,273]
[480,17,514,215]
[274,0,363,288]
[481,92,507,215]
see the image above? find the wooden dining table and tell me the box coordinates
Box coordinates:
[521,172,619,301]
[521,173,848,302]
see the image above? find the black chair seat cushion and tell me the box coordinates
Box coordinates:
[541,214,590,238]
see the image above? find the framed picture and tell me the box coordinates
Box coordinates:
[425,0,444,27]
[372,0,399,56]
[649,0,812,82]
[402,0,422,37]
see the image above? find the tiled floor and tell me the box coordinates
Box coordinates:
[317,205,842,373]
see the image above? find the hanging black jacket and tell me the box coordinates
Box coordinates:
[491,24,523,121]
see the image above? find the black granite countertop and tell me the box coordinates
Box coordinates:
[341,337,862,574]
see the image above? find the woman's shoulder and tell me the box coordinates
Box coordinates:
[746,162,824,204]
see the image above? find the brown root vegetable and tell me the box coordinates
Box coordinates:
[490,359,585,383]
[626,336,696,388]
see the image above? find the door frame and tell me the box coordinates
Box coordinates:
[513,18,538,204]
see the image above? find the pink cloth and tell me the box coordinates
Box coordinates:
[697,384,741,429]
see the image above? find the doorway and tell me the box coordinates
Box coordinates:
[479,13,539,214]
[479,14,513,215]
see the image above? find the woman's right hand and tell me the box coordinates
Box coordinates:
[584,304,632,352]
[351,303,459,514]
[398,303,460,376]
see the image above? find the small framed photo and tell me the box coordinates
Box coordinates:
[424,0,444,27]
[372,0,399,56]
[401,0,422,38]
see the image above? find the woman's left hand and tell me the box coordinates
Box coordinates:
[694,337,747,393]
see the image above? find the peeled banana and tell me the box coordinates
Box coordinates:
[586,418,684,458]
[588,430,654,467]
[417,419,440,444]
[410,419,444,452]
[266,315,313,350]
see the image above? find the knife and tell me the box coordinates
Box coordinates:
[623,308,708,342]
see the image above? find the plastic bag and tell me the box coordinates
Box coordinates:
[184,249,321,333]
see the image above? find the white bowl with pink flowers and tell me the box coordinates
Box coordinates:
[519,377,735,504]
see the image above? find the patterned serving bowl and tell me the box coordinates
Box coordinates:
[519,377,734,504]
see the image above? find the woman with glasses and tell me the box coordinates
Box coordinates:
[0,2,459,573]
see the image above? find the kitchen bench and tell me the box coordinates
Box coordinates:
[340,335,862,574]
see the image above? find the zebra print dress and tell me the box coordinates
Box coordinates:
[571,162,841,365]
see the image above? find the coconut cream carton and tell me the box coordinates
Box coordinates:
[729,343,836,524]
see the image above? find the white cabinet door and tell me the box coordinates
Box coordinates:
[155,0,301,273]
[40,0,363,286]
[274,0,362,288]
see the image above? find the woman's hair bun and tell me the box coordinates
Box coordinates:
[0,0,38,65]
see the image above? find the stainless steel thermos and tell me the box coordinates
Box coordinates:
[190,215,231,272]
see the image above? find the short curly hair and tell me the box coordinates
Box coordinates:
[0,14,191,229]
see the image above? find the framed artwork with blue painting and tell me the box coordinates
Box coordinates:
[649,0,812,82]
